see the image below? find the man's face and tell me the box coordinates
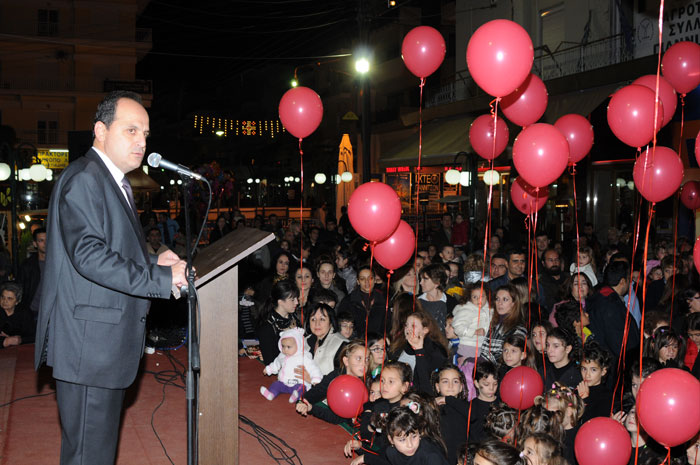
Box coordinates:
[490,258,507,278]
[34,232,47,255]
[583,225,593,236]
[441,215,452,229]
[536,235,549,253]
[543,250,561,274]
[148,230,162,248]
[326,220,336,231]
[508,254,526,277]
[94,98,149,174]
[310,229,319,242]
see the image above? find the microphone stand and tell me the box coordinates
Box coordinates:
[181,175,200,465]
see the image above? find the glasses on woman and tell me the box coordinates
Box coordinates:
[369,346,385,353]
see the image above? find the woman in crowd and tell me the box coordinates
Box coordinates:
[302,303,347,376]
[208,215,231,244]
[337,265,388,338]
[549,272,593,327]
[417,263,458,332]
[335,246,357,294]
[313,256,346,303]
[390,264,418,300]
[255,250,293,305]
[479,283,527,365]
[0,282,34,348]
[255,280,300,365]
[294,264,315,318]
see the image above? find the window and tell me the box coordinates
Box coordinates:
[38,9,59,37]
[37,120,58,145]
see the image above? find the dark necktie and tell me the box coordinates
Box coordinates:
[121,177,139,219]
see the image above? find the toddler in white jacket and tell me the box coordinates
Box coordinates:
[451,285,493,361]
[260,327,322,403]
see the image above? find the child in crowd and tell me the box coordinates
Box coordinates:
[367,333,389,379]
[685,313,700,375]
[295,340,368,424]
[484,403,517,445]
[577,341,613,423]
[367,377,382,402]
[444,314,460,366]
[543,328,582,389]
[345,361,412,463]
[519,433,568,465]
[468,361,500,444]
[432,363,469,465]
[537,382,584,465]
[260,328,322,403]
[337,311,356,339]
[498,331,534,380]
[554,299,591,346]
[529,320,553,371]
[570,245,598,286]
[516,404,565,445]
[644,326,686,368]
[452,282,492,363]
[375,405,450,465]
[473,439,526,465]
[648,265,663,281]
[463,253,487,284]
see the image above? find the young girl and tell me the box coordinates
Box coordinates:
[295,340,368,424]
[577,341,613,423]
[374,406,450,465]
[543,328,582,389]
[431,363,469,465]
[479,284,527,365]
[484,403,518,445]
[519,433,568,465]
[498,331,534,380]
[452,283,493,364]
[345,361,412,463]
[473,439,526,465]
[537,382,584,465]
[570,246,598,287]
[444,314,460,366]
[469,361,500,444]
[367,333,390,379]
[389,308,448,395]
[529,320,553,371]
[516,404,565,445]
[367,377,382,402]
[644,326,686,368]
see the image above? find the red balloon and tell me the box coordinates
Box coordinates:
[632,146,683,203]
[499,366,543,410]
[401,26,446,78]
[632,74,678,127]
[510,177,549,216]
[636,368,700,447]
[327,375,368,419]
[501,74,548,127]
[278,86,323,139]
[469,114,509,160]
[374,221,416,271]
[574,417,632,465]
[694,236,700,273]
[466,19,534,97]
[554,114,594,164]
[661,41,700,95]
[348,182,402,242]
[512,123,570,188]
[681,181,700,210]
[607,84,664,148]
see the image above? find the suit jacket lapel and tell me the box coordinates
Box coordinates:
[86,150,149,258]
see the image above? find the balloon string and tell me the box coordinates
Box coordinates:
[571,165,585,358]
[382,270,392,378]
[298,137,306,397]
[651,0,665,151]
[671,192,678,324]
[482,158,495,357]
[412,77,426,314]
[678,95,685,155]
[364,244,376,387]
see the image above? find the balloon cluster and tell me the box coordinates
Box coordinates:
[348,182,415,271]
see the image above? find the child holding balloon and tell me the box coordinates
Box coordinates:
[344,361,412,464]
[295,340,368,424]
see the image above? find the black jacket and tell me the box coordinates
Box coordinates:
[337,288,389,338]
[390,337,447,395]
[587,286,640,360]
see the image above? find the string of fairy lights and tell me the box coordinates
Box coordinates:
[192,115,286,138]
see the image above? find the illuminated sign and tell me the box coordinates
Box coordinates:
[37,150,68,169]
[385,166,410,173]
[193,115,285,139]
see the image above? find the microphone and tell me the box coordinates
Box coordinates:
[147,153,203,180]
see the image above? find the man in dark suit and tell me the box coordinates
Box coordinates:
[35,91,187,465]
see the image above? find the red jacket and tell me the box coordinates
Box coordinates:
[451,221,469,247]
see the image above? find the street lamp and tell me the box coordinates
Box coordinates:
[355,53,371,183]
[314,173,327,184]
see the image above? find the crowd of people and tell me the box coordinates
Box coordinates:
[232,209,700,465]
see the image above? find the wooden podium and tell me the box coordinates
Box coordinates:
[193,227,275,464]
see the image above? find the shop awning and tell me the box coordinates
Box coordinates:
[543,83,620,123]
[379,116,473,167]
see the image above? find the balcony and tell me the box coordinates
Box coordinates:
[1,22,152,44]
[425,34,635,108]
[0,78,153,94]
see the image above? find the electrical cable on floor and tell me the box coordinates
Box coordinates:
[239,414,303,465]
[0,391,55,408]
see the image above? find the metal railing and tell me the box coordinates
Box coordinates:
[425,33,635,107]
[0,78,153,94]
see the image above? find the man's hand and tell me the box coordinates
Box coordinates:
[157,250,181,266]
[294,366,311,384]
[170,260,187,288]
[295,398,312,416]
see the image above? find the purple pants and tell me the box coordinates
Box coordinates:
[268,380,303,399]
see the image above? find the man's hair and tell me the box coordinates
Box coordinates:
[604,260,629,287]
[419,263,448,291]
[506,249,526,261]
[491,252,507,262]
[94,90,143,127]
[32,227,46,242]
[147,227,161,236]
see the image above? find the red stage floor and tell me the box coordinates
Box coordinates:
[0,344,350,464]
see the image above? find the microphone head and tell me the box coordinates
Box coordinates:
[147,152,162,168]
